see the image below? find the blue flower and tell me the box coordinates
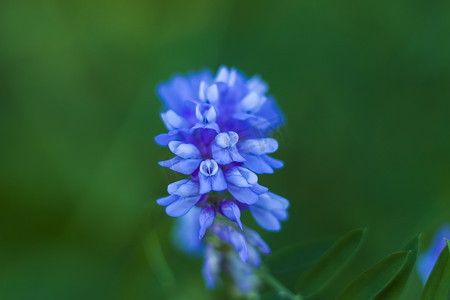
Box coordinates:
[202,221,270,291]
[417,224,450,284]
[156,66,288,291]
[156,66,288,238]
[250,192,290,231]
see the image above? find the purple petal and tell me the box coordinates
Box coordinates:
[166,195,201,217]
[199,205,216,239]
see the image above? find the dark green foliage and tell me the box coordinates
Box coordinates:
[266,238,336,275]
[337,251,409,299]
[295,228,366,296]
[263,232,421,299]
[374,235,420,300]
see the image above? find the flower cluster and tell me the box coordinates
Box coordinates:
[156,66,289,292]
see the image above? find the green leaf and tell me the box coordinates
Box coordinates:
[420,239,450,300]
[374,234,421,300]
[266,238,336,275]
[338,251,409,300]
[295,228,366,296]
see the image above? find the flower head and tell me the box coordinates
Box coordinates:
[155,66,288,291]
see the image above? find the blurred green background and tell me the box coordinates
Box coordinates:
[1,0,450,299]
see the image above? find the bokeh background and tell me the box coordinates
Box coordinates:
[1,0,450,299]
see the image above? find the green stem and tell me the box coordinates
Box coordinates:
[258,268,303,300]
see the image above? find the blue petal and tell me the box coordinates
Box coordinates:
[243,227,271,254]
[220,200,242,230]
[225,167,258,187]
[206,84,219,103]
[159,157,201,175]
[199,205,216,239]
[229,147,246,162]
[250,183,268,195]
[242,154,274,174]
[210,168,227,191]
[168,179,198,197]
[247,75,268,95]
[228,185,259,204]
[238,92,266,113]
[166,195,201,217]
[255,95,284,130]
[212,143,244,165]
[190,122,220,133]
[250,206,281,231]
[168,141,201,159]
[202,245,222,288]
[195,103,217,122]
[167,179,190,194]
[171,207,203,255]
[257,192,289,210]
[272,209,288,221]
[157,70,213,114]
[214,131,239,148]
[156,194,178,206]
[211,147,232,165]
[263,155,284,169]
[247,246,262,267]
[239,138,278,155]
[229,230,248,262]
[154,131,179,146]
[161,110,188,130]
[198,173,212,194]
